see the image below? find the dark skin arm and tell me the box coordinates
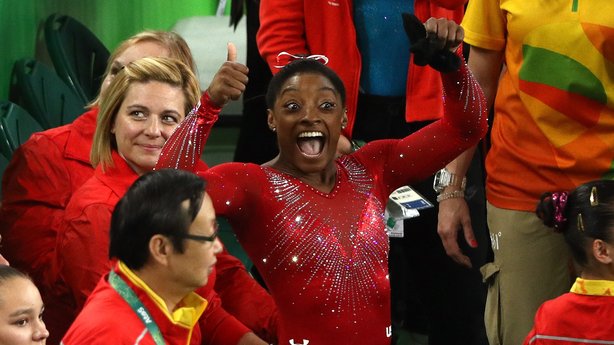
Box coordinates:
[437,46,504,268]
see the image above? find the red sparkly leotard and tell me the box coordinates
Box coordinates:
[201,63,487,345]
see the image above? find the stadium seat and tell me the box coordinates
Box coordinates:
[45,13,110,103]
[9,58,85,129]
[0,101,44,152]
[0,101,44,196]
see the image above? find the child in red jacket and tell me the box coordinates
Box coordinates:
[526,180,614,344]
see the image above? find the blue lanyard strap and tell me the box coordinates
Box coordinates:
[109,270,166,345]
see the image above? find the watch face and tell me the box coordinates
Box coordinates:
[432,168,466,193]
[432,169,449,193]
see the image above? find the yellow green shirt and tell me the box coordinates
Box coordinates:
[462,0,614,211]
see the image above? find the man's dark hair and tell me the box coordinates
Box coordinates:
[265,58,346,109]
[109,169,206,269]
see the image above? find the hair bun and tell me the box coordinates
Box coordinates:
[536,191,568,232]
[536,192,556,228]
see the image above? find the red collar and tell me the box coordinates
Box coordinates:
[94,150,140,198]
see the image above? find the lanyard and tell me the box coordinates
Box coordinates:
[109,270,166,345]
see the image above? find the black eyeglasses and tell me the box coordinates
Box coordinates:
[175,222,219,243]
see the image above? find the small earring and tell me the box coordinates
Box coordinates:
[270,127,276,132]
[341,124,346,129]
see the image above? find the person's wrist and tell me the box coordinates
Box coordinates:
[437,190,465,202]
[194,91,221,125]
[202,91,223,110]
[445,172,466,190]
[441,184,464,193]
[433,168,466,193]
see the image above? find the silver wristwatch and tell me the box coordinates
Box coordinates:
[433,168,466,193]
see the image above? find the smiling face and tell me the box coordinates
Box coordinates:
[111,81,186,175]
[0,277,48,345]
[268,72,347,174]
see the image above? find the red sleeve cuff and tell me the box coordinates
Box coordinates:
[195,92,221,125]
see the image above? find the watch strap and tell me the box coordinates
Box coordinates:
[436,190,465,202]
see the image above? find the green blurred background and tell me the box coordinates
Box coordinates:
[0,0,227,100]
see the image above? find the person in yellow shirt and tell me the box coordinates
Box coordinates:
[438,1,614,344]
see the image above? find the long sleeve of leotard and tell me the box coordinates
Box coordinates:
[353,60,488,195]
[155,91,219,171]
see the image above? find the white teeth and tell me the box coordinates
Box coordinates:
[298,131,324,138]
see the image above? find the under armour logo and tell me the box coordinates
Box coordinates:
[386,325,392,337]
[289,339,309,345]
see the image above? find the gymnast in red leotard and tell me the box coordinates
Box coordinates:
[162,18,487,345]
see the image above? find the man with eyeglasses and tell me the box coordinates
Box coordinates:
[62,169,267,345]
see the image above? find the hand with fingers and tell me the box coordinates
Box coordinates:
[437,196,477,268]
[402,13,463,73]
[423,17,464,53]
[207,42,250,107]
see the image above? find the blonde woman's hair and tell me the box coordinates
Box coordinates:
[90,57,200,171]
[90,30,197,106]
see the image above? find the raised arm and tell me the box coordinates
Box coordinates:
[156,43,248,171]
[360,51,488,195]
[437,46,504,267]
[353,17,487,193]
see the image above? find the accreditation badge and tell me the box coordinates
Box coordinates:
[385,185,433,238]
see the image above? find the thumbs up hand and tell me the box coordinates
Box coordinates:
[207,42,249,107]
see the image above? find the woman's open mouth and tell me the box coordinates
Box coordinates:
[297,131,325,156]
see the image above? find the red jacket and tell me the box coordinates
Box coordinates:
[62,263,249,345]
[0,108,99,345]
[2,103,278,342]
[523,291,614,344]
[0,108,97,287]
[257,0,466,137]
[53,150,278,343]
[55,150,140,310]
